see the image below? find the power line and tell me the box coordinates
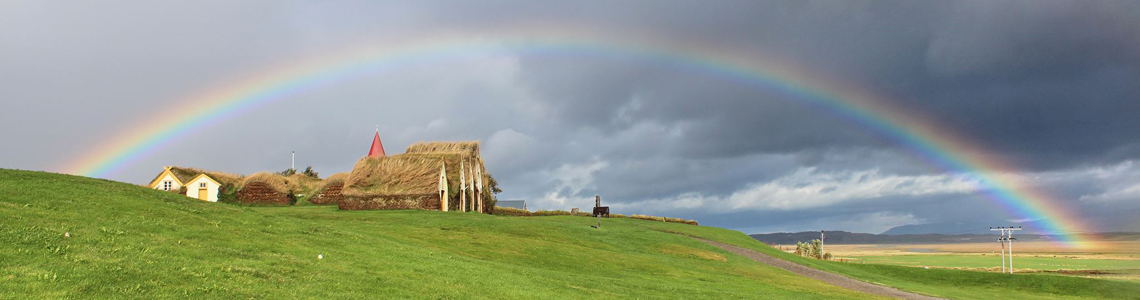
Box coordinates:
[990,226,1021,274]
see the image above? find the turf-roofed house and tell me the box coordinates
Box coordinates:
[310,172,349,205]
[148,166,242,202]
[339,131,498,212]
[146,132,499,211]
[236,172,303,205]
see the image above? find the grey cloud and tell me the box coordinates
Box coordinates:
[2,0,1138,234]
[925,1,1140,77]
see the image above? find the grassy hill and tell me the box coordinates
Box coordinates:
[2,169,1138,299]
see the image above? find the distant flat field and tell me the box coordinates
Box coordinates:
[849,255,1140,271]
[821,242,1140,280]
[822,241,1140,255]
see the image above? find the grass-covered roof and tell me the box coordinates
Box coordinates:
[405,141,480,157]
[344,155,443,196]
[239,172,300,194]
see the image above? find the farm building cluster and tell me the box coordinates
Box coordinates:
[148,132,498,212]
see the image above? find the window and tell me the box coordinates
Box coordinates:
[200,183,207,188]
[163,181,172,191]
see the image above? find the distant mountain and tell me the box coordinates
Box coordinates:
[750,231,1140,245]
[880,209,1140,235]
[881,220,1051,235]
[751,231,1002,245]
[880,222,974,235]
[755,212,1140,245]
[749,231,878,245]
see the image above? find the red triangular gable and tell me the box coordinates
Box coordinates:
[368,132,386,158]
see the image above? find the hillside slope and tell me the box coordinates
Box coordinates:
[0,169,875,299]
[2,169,1137,299]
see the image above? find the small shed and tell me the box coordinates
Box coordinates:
[147,166,239,202]
[149,167,185,192]
[185,174,222,202]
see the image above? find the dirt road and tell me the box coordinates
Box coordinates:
[697,238,946,300]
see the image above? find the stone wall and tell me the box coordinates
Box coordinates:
[337,193,440,211]
[310,182,344,205]
[235,182,292,205]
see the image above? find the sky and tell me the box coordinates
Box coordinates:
[2,0,1138,234]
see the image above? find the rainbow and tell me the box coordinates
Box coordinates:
[59,32,1096,247]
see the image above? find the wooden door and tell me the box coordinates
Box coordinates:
[198,188,209,201]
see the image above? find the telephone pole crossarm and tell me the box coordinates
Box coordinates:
[990,226,1022,274]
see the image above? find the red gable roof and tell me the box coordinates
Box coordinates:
[368,132,386,158]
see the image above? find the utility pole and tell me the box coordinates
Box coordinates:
[1008,226,1020,273]
[993,227,1005,273]
[820,230,826,257]
[990,226,1022,274]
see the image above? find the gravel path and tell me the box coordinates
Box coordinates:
[697,238,946,300]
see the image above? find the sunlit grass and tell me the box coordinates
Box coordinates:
[2,169,1137,299]
[0,169,876,299]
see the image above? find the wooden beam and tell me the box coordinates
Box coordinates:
[439,162,448,212]
[460,162,467,212]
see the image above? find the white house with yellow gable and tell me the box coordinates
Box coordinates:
[148,166,226,202]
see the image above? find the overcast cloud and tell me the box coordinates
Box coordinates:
[2,0,1138,234]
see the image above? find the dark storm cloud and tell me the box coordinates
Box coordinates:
[912,1,1140,169]
[2,0,1138,234]
[494,0,1140,169]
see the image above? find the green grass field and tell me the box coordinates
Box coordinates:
[662,227,1140,300]
[2,169,1139,299]
[850,255,1140,271]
